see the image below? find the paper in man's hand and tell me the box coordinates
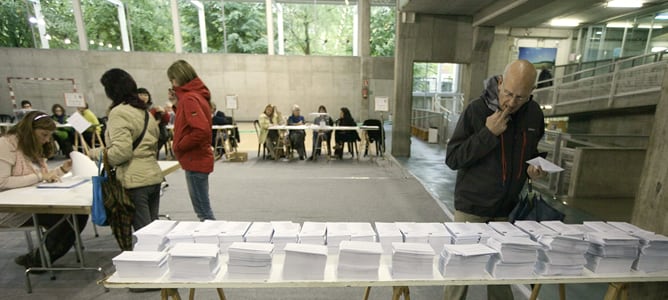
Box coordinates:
[526,157,564,173]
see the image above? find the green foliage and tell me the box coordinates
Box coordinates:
[40,0,77,49]
[126,0,173,52]
[0,0,34,48]
[282,4,353,56]
[81,0,122,51]
[370,6,394,57]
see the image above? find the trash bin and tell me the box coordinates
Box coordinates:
[428,127,438,144]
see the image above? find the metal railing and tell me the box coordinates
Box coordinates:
[410,93,463,145]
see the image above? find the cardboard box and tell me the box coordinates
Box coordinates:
[225,152,248,162]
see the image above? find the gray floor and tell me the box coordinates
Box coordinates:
[0,123,606,299]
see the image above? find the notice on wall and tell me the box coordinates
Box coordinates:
[226,95,238,110]
[374,96,389,112]
[64,93,85,107]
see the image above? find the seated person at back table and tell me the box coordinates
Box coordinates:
[0,110,87,269]
[287,104,307,160]
[51,103,74,155]
[334,107,360,159]
[77,102,101,147]
[258,104,280,159]
[310,105,333,160]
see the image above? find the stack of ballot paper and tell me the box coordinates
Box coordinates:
[392,242,436,279]
[631,231,668,273]
[607,222,653,236]
[514,221,557,241]
[112,251,169,280]
[165,221,200,249]
[583,221,625,234]
[244,222,275,243]
[396,222,429,244]
[488,222,530,238]
[271,221,301,253]
[584,231,639,273]
[444,222,493,244]
[169,243,221,281]
[282,243,328,280]
[438,244,497,278]
[326,222,353,254]
[375,222,404,254]
[348,222,377,242]
[540,221,587,239]
[299,222,327,245]
[397,222,453,251]
[227,242,274,278]
[485,236,541,278]
[133,220,178,251]
[218,221,252,253]
[193,220,226,246]
[535,235,589,276]
[337,241,383,279]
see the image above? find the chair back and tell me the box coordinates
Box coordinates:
[253,120,261,138]
[362,119,384,144]
[0,114,14,123]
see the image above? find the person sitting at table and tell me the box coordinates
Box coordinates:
[309,105,333,160]
[94,68,164,232]
[0,110,87,270]
[287,104,307,160]
[259,104,280,159]
[334,107,360,159]
[77,102,101,148]
[51,104,74,156]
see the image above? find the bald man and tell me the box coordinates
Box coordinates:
[444,60,547,300]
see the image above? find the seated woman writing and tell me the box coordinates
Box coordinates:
[0,111,88,269]
[334,107,360,159]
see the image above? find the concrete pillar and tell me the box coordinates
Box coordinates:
[358,0,371,119]
[71,0,88,51]
[461,26,494,107]
[391,11,415,158]
[628,65,668,299]
[170,0,183,53]
[266,0,274,55]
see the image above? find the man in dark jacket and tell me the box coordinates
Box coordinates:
[444,59,546,300]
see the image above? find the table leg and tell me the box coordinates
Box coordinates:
[530,284,542,300]
[189,288,195,300]
[392,286,410,300]
[216,288,227,300]
[71,214,86,267]
[604,283,625,300]
[363,286,371,300]
[162,288,181,300]
[559,283,566,300]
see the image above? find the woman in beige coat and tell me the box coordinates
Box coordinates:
[94,68,163,232]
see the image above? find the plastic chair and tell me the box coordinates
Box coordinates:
[252,120,267,159]
[362,119,385,157]
[0,114,14,123]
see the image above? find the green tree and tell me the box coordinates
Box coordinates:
[0,0,34,48]
[81,0,122,51]
[126,0,173,52]
[282,3,353,56]
[370,6,394,57]
[413,63,439,92]
[40,0,78,49]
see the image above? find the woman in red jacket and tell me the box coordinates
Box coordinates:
[167,60,215,220]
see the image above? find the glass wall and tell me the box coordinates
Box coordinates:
[281,3,354,56]
[370,5,395,57]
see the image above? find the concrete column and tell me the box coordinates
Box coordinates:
[71,0,88,51]
[461,26,494,107]
[358,0,371,119]
[170,0,183,53]
[391,11,415,158]
[32,1,49,49]
[266,0,274,55]
[276,3,284,55]
[628,65,668,299]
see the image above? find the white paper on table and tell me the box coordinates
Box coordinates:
[67,111,92,134]
[69,151,98,178]
[526,157,564,173]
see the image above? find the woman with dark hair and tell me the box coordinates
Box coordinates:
[310,105,333,160]
[51,103,74,155]
[93,68,163,232]
[167,60,215,221]
[334,107,360,159]
[138,87,170,158]
[0,110,87,269]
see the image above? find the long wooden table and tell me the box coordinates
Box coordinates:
[0,161,181,293]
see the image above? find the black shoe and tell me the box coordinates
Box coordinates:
[299,156,305,160]
[308,156,314,161]
[14,254,30,268]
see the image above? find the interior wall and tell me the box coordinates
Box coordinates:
[0,48,395,122]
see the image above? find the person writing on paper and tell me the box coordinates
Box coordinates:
[167,60,215,221]
[309,105,333,160]
[0,110,88,269]
[287,104,307,160]
[444,59,546,300]
[259,104,280,160]
[77,102,101,147]
[92,69,163,232]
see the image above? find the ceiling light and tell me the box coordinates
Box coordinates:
[607,22,662,28]
[550,19,581,27]
[28,16,37,24]
[651,47,667,52]
[656,13,668,20]
[595,31,602,35]
[606,0,643,8]
[64,38,71,44]
[89,40,95,45]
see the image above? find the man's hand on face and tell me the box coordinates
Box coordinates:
[486,108,511,136]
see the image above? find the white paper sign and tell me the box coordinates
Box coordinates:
[64,93,85,107]
[226,95,238,110]
[67,111,92,134]
[526,157,564,173]
[374,96,389,112]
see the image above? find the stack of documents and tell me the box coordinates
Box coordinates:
[535,235,589,276]
[244,222,275,243]
[283,243,328,280]
[584,232,639,273]
[337,241,383,279]
[514,221,557,240]
[326,222,352,254]
[112,251,169,280]
[227,242,274,278]
[299,222,327,245]
[397,222,453,251]
[488,222,530,238]
[485,236,541,278]
[540,221,587,239]
[391,242,436,279]
[607,222,653,236]
[631,231,668,273]
[583,221,625,234]
[133,220,178,251]
[271,221,301,253]
[438,244,496,278]
[375,222,404,253]
[348,222,377,242]
[444,222,492,244]
[169,243,220,281]
[193,220,226,245]
[165,221,200,249]
[218,221,252,253]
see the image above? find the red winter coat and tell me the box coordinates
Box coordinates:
[172,77,213,173]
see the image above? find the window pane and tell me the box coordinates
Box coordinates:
[282,3,353,56]
[370,5,394,57]
[0,1,34,48]
[221,1,267,54]
[40,0,78,50]
[82,0,123,51]
[126,0,173,52]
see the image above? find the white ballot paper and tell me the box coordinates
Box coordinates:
[70,151,98,178]
[526,157,564,173]
[66,111,93,134]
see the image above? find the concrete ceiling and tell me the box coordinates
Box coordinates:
[399,0,668,28]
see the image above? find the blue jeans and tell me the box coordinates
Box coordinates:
[185,171,215,221]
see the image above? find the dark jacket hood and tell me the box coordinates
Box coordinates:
[482,75,501,112]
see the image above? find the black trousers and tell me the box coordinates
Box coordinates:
[21,214,88,266]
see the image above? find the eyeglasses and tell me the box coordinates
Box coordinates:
[33,114,49,121]
[500,84,530,103]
